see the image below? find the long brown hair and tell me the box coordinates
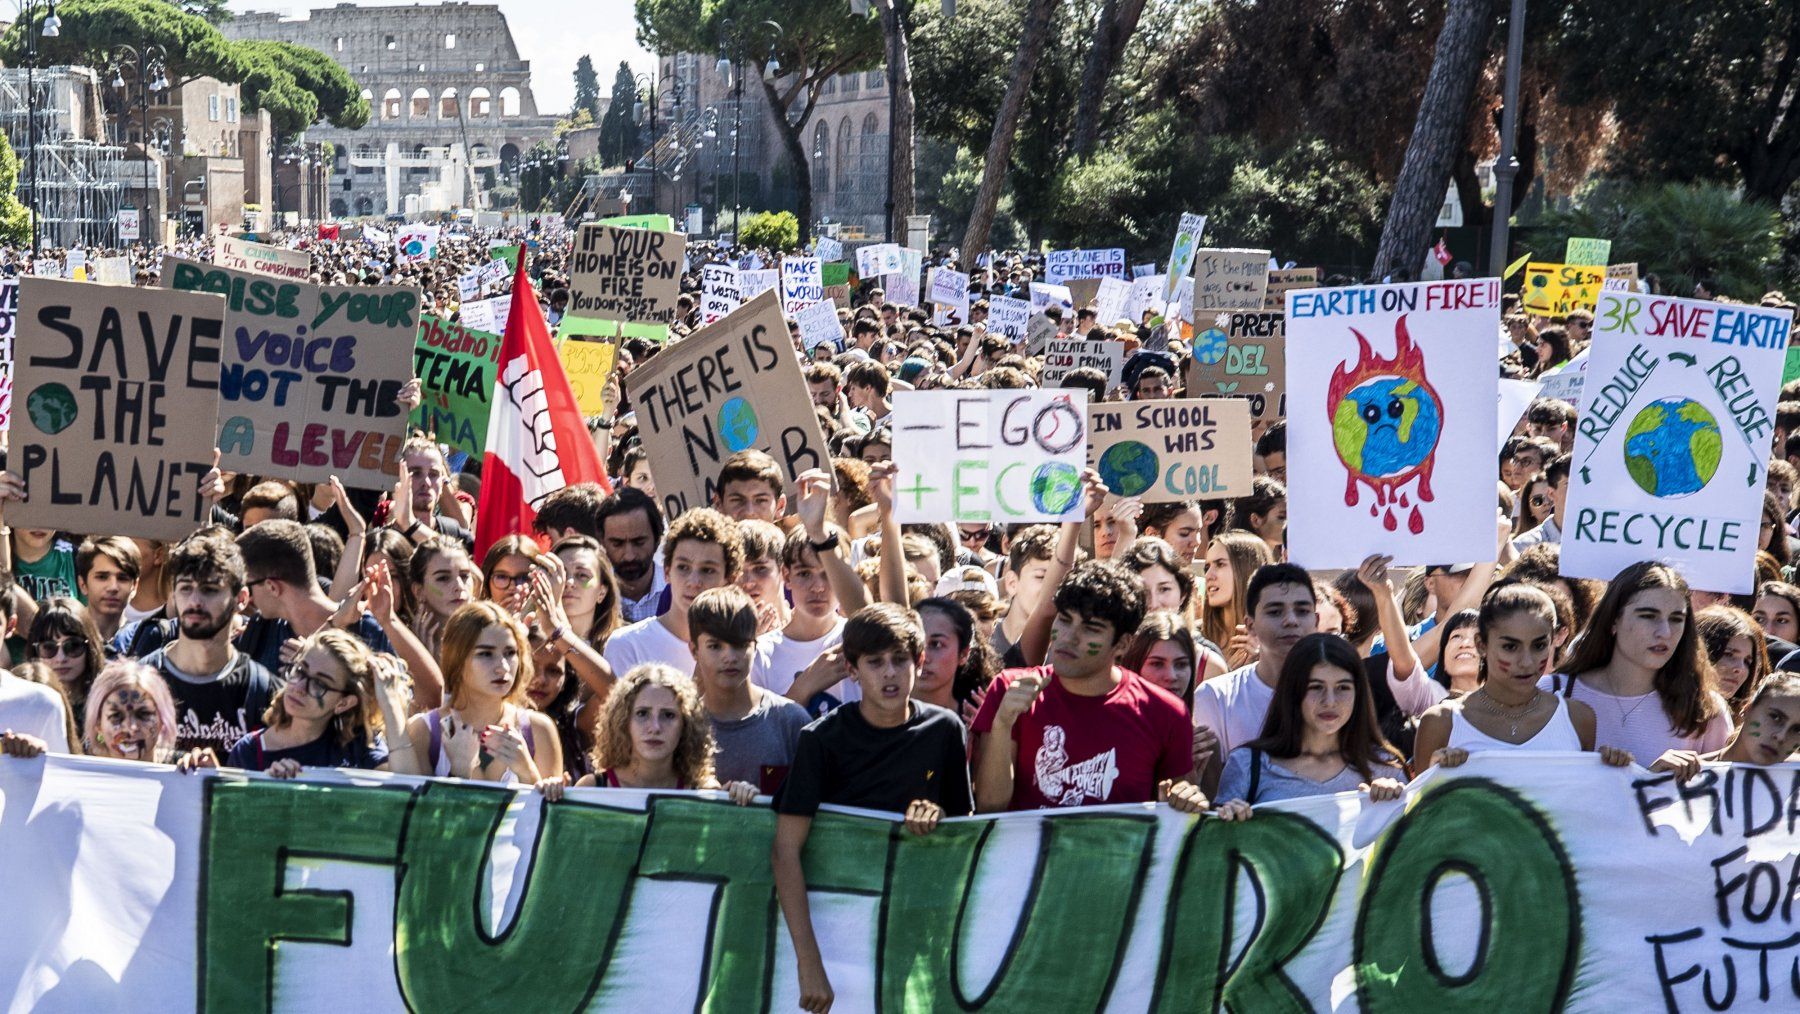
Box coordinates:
[439,602,534,710]
[263,629,385,746]
[553,534,621,646]
[1119,610,1199,711]
[480,534,545,601]
[1245,633,1405,781]
[1695,605,1770,718]
[592,664,715,786]
[1200,531,1272,647]
[1561,561,1719,737]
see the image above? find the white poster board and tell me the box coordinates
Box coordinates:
[986,295,1031,340]
[780,255,824,316]
[1161,212,1206,306]
[892,389,1090,523]
[794,299,844,352]
[702,263,741,325]
[1286,279,1503,566]
[1044,248,1126,283]
[1560,292,1793,592]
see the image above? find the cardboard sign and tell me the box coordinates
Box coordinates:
[1183,311,1288,423]
[93,256,132,285]
[0,279,15,430]
[12,278,224,540]
[558,336,620,417]
[1603,262,1641,292]
[1162,212,1207,305]
[780,256,824,316]
[411,313,498,456]
[1286,279,1503,567]
[1522,262,1605,316]
[891,389,1090,523]
[987,295,1031,340]
[928,267,969,309]
[1044,248,1126,283]
[568,224,685,325]
[702,264,741,325]
[164,256,421,489]
[1042,338,1124,388]
[855,243,903,277]
[622,290,830,519]
[1066,278,1103,314]
[823,283,851,309]
[1029,283,1074,314]
[1264,267,1320,311]
[794,300,843,353]
[1565,237,1612,266]
[1192,248,1272,312]
[217,236,310,281]
[1560,292,1793,593]
[1087,398,1253,502]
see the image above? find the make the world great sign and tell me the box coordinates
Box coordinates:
[1562,291,1793,592]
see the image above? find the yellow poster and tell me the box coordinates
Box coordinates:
[557,337,619,416]
[1522,262,1605,316]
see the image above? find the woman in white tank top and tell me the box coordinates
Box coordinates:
[1413,583,1633,770]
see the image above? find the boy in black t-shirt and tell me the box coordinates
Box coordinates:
[771,603,972,1013]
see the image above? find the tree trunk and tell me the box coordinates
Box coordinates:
[961,0,1057,259]
[873,0,916,236]
[1071,0,1149,157]
[758,73,814,246]
[1372,0,1495,280]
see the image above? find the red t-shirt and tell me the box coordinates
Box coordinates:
[971,665,1193,810]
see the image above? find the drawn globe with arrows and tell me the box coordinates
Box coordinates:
[1623,397,1722,498]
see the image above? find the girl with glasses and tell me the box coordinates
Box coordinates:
[1515,472,1554,535]
[217,630,398,776]
[26,598,105,740]
[480,534,546,613]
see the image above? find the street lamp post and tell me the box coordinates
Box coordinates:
[107,41,169,249]
[1487,0,1527,277]
[23,0,61,251]
[631,70,659,215]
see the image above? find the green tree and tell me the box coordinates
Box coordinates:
[573,55,603,121]
[739,209,799,250]
[166,0,231,24]
[234,39,370,133]
[599,61,639,167]
[0,0,248,88]
[637,0,885,244]
[0,129,31,246]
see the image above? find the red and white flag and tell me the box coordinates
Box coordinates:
[474,257,608,558]
[1433,236,1454,266]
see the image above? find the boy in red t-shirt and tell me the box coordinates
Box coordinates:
[972,560,1206,813]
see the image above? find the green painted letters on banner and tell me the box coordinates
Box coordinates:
[412,312,498,455]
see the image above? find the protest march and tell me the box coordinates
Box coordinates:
[3,0,1800,1009]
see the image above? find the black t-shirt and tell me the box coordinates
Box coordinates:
[236,614,394,675]
[774,701,974,818]
[225,728,389,771]
[144,647,279,754]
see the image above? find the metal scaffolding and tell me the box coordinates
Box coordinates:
[0,67,127,248]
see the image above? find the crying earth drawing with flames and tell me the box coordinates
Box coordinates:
[1327,315,1444,534]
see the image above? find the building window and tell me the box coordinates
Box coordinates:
[445,33,456,49]
[334,37,344,52]
[866,70,883,89]
[822,76,835,96]
[385,35,396,50]
[208,95,220,121]
[842,73,859,95]
[227,97,238,122]
[475,62,485,72]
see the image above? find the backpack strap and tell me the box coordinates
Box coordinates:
[1246,748,1262,805]
[426,710,443,771]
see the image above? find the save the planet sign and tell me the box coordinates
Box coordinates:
[1561,291,1793,593]
[622,289,830,521]
[1087,398,1252,503]
[1285,279,1502,568]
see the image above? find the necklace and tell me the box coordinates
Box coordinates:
[1470,689,1540,738]
[1600,671,1655,726]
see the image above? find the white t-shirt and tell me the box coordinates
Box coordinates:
[603,617,694,678]
[1191,662,1277,761]
[0,671,71,753]
[754,618,858,701]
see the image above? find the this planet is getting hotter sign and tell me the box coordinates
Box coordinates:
[1563,291,1793,592]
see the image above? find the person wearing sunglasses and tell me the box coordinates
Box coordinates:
[25,598,106,741]
[213,630,397,776]
[1514,472,1555,537]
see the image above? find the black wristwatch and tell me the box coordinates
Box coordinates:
[808,530,840,553]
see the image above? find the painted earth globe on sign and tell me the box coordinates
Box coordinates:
[1331,375,1442,479]
[26,383,77,435]
[1193,327,1229,365]
[1623,397,1722,497]
[717,396,760,452]
[1030,462,1083,515]
[1098,441,1159,498]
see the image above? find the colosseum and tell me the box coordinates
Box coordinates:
[225,2,559,217]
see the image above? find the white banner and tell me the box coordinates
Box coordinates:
[855,243,902,277]
[1561,292,1793,592]
[702,263,742,325]
[1287,279,1503,567]
[1163,211,1207,305]
[217,235,311,280]
[396,224,440,265]
[4,754,1797,1012]
[780,256,824,316]
[1044,248,1127,283]
[987,295,1031,340]
[794,299,844,352]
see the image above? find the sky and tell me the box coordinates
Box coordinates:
[226,1,656,115]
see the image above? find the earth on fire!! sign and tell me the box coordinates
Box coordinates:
[11,278,224,540]
[1560,291,1793,593]
[892,389,1090,523]
[1285,279,1502,568]
[164,256,422,490]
